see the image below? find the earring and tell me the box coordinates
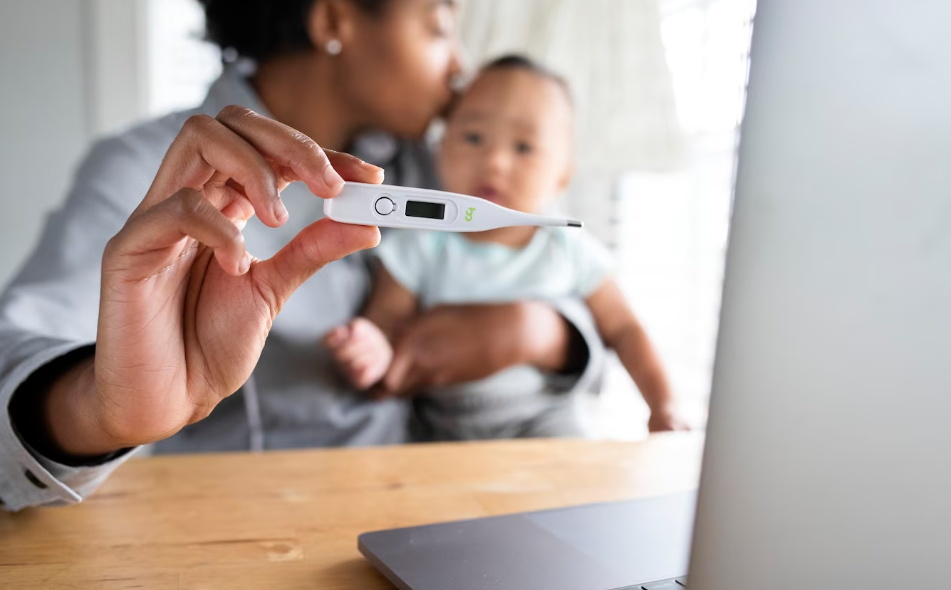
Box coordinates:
[326,39,342,56]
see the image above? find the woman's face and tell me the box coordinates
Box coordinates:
[342,0,463,139]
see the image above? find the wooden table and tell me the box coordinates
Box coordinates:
[0,434,704,589]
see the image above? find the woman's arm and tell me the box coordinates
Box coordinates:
[586,279,690,432]
[375,299,588,398]
[21,107,383,461]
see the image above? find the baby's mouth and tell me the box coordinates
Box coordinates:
[474,184,502,203]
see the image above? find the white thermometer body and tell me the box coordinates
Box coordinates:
[323,182,582,231]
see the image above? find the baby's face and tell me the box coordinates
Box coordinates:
[438,68,573,214]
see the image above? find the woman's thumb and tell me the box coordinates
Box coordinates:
[255,218,380,311]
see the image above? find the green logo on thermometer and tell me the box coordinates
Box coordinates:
[465,207,476,222]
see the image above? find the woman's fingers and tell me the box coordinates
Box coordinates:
[107,188,250,278]
[141,106,382,234]
[254,218,380,312]
[324,148,386,185]
[214,106,384,195]
[220,191,256,229]
[144,114,286,227]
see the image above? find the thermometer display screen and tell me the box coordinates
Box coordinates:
[405,200,446,220]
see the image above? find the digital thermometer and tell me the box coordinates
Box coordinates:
[323,182,583,232]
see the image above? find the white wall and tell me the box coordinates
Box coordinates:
[0,1,92,288]
[0,0,147,290]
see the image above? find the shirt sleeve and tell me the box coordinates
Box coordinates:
[545,296,607,395]
[571,231,617,297]
[373,229,437,295]
[0,134,152,511]
[540,229,615,395]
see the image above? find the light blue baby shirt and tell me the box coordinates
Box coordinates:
[377,227,614,308]
[376,227,614,422]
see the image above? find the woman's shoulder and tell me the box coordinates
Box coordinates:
[89,108,201,169]
[74,108,203,199]
[67,107,206,214]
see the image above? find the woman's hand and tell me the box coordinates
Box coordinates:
[45,106,382,457]
[372,301,575,399]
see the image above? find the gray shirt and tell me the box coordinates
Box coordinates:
[0,66,602,512]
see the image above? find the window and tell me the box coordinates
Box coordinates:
[585,0,756,439]
[144,0,221,117]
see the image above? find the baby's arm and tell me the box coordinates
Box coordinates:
[586,279,691,432]
[324,265,418,390]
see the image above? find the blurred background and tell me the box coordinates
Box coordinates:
[0,0,755,440]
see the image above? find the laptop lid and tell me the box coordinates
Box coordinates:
[688,1,951,588]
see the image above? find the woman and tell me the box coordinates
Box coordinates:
[0,0,601,511]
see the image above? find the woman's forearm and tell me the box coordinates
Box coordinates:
[515,301,575,373]
[379,300,589,397]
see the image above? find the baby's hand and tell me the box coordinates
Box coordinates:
[647,403,693,433]
[324,318,393,390]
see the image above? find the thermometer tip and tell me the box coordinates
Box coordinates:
[567,220,583,228]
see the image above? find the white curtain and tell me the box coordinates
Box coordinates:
[459,0,686,245]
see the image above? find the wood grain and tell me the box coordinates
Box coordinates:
[0,434,704,589]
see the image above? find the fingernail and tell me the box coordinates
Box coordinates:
[362,162,384,182]
[324,165,344,193]
[273,199,289,223]
[240,251,253,274]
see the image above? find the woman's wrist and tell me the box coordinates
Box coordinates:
[44,357,132,459]
[10,349,129,464]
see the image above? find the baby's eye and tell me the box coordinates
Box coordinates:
[463,131,483,146]
[515,141,534,154]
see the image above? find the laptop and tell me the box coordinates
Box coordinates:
[360,1,951,588]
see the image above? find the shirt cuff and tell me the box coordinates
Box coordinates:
[547,297,606,394]
[0,340,137,511]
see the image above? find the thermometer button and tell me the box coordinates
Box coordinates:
[374,196,396,216]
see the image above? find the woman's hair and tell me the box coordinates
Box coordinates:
[197,0,391,62]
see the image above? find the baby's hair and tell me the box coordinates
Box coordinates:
[480,54,574,108]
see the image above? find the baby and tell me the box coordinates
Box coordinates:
[326,55,690,440]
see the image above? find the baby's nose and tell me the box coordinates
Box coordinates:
[482,147,511,173]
